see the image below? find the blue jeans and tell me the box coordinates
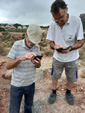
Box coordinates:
[9,83,35,113]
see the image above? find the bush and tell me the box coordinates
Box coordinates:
[0,43,8,56]
[0,27,5,31]
[22,33,25,39]
[39,37,50,47]
[79,44,85,61]
[41,45,54,57]
[2,32,9,36]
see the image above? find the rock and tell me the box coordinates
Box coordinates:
[36,69,45,81]
[36,68,51,81]
[32,100,42,113]
[78,62,82,67]
[80,74,85,78]
[82,69,85,74]
[80,103,85,110]
[2,69,12,80]
[0,62,3,67]
[80,67,85,78]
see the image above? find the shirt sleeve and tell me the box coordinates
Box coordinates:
[7,42,16,59]
[46,22,55,41]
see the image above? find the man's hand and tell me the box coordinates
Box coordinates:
[58,48,71,53]
[54,43,63,50]
[20,53,36,61]
[57,46,72,54]
[50,41,63,50]
[31,57,41,68]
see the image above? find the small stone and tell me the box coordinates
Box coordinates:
[80,74,85,78]
[80,104,85,110]
[61,89,64,91]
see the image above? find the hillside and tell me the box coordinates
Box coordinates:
[0,27,85,113]
[80,13,85,30]
[0,56,85,113]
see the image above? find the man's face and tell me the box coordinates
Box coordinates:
[25,33,35,48]
[52,8,68,26]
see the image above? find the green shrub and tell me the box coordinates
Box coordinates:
[2,32,8,35]
[0,27,5,31]
[22,33,25,39]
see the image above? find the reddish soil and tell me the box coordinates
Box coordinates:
[0,56,85,113]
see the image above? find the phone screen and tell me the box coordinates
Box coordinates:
[33,55,43,60]
[56,48,63,52]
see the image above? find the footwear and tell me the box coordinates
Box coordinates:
[66,92,74,105]
[48,93,57,104]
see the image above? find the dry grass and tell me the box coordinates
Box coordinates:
[0,40,85,60]
[79,44,85,61]
[41,45,54,57]
[0,30,85,60]
[0,43,8,56]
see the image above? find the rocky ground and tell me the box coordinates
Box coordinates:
[0,56,85,113]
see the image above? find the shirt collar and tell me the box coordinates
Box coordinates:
[53,14,70,26]
[22,39,26,47]
[66,14,70,24]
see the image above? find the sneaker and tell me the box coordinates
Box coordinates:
[66,92,74,105]
[48,93,57,104]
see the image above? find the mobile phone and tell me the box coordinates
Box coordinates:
[56,48,63,52]
[56,46,71,52]
[33,55,43,61]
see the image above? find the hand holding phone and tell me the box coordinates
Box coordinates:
[32,55,43,61]
[56,46,72,52]
[56,48,64,52]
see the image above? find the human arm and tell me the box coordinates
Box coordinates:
[50,41,63,50]
[50,39,84,53]
[69,39,84,50]
[6,53,36,70]
[59,39,84,53]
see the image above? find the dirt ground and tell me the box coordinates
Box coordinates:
[0,56,85,113]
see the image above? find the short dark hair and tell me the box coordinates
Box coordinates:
[51,0,67,14]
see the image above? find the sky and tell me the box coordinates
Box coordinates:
[0,0,85,26]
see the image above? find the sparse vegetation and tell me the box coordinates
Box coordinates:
[0,28,85,60]
[22,33,25,39]
[79,44,85,61]
[0,42,8,56]
[0,27,5,31]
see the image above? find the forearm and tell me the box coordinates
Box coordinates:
[6,52,36,70]
[6,58,22,70]
[71,39,84,50]
[50,41,63,50]
[50,41,56,50]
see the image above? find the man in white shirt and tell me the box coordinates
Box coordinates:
[46,0,84,105]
